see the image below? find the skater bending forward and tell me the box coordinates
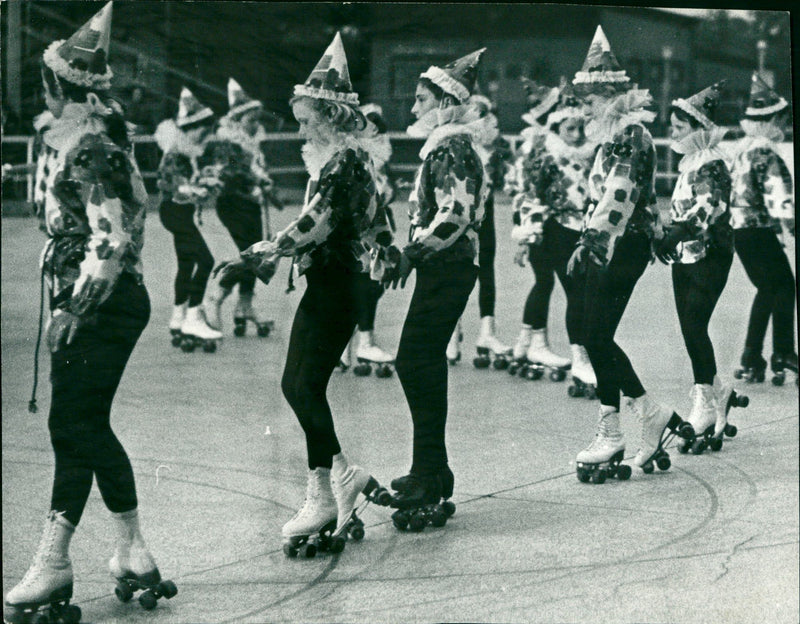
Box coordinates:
[4,5,176,622]
[381,49,488,520]
[567,26,693,483]
[214,33,391,556]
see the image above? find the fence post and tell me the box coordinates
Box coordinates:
[26,136,34,203]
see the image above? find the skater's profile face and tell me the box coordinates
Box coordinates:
[42,73,65,118]
[669,112,694,141]
[581,94,608,121]
[241,110,261,137]
[185,124,210,145]
[411,83,439,120]
[558,117,585,146]
[292,98,332,145]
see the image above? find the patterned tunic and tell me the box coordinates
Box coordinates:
[156,150,211,206]
[42,111,148,315]
[581,122,659,265]
[670,157,732,263]
[729,136,794,230]
[199,129,274,205]
[241,145,377,283]
[406,133,487,267]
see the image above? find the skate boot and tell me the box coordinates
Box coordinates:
[327,454,392,553]
[473,316,513,370]
[109,509,177,611]
[282,468,338,558]
[391,465,456,522]
[678,384,719,455]
[770,351,798,386]
[733,347,766,383]
[575,406,630,483]
[168,303,187,347]
[524,328,571,381]
[507,326,532,377]
[567,344,597,399]
[710,376,749,452]
[446,320,463,365]
[390,472,452,532]
[233,291,274,338]
[203,281,231,332]
[338,337,352,372]
[4,511,81,624]
[179,306,222,353]
[628,393,693,471]
[353,331,395,378]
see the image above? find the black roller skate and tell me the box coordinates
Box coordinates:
[390,469,455,531]
[113,569,177,611]
[3,585,82,624]
[770,352,798,386]
[733,348,766,383]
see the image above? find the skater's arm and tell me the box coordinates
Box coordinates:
[670,159,731,239]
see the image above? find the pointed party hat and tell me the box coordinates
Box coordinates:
[420,48,486,103]
[520,78,560,125]
[546,79,585,128]
[293,32,359,106]
[572,25,630,89]
[42,1,114,90]
[227,78,262,118]
[672,81,726,129]
[176,87,214,128]
[745,72,788,117]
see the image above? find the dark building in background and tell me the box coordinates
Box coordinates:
[2,2,791,136]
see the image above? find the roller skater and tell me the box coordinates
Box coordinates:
[568,27,693,481]
[214,33,390,557]
[155,87,222,352]
[6,5,175,617]
[202,78,277,337]
[730,73,796,389]
[507,80,596,387]
[383,49,488,524]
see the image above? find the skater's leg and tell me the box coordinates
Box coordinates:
[672,248,733,385]
[281,264,358,469]
[477,192,497,318]
[216,194,263,295]
[159,200,195,306]
[395,262,478,475]
[525,230,556,330]
[354,272,382,332]
[550,222,582,344]
[735,228,776,356]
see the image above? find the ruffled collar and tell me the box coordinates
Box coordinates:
[544,131,596,164]
[42,94,112,153]
[215,118,268,156]
[358,134,392,168]
[672,126,728,173]
[587,89,656,143]
[300,133,370,180]
[739,119,784,143]
[408,103,489,160]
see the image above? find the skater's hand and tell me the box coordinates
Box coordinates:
[654,237,680,265]
[513,246,528,267]
[567,244,592,277]
[46,310,83,353]
[383,251,412,290]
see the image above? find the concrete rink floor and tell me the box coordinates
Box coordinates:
[2,197,798,624]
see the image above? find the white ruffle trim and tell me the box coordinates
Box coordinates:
[572,70,629,85]
[177,107,214,128]
[545,106,584,129]
[293,84,359,106]
[228,100,262,119]
[671,98,713,129]
[745,99,788,117]
[420,66,470,102]
[43,40,113,90]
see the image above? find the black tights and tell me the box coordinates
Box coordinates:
[281,262,358,469]
[354,271,383,332]
[216,194,263,295]
[734,227,797,356]
[49,274,150,526]
[524,219,582,342]
[477,192,496,318]
[395,261,478,475]
[159,200,214,307]
[580,232,650,409]
[672,248,733,384]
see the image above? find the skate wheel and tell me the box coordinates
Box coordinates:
[567,384,579,398]
[159,580,178,599]
[375,365,393,378]
[256,324,271,338]
[329,536,346,554]
[350,524,365,541]
[734,394,749,408]
[283,543,298,558]
[585,386,597,400]
[392,510,409,531]
[441,500,456,517]
[656,455,671,470]
[724,424,737,438]
[691,439,706,455]
[430,507,447,528]
[709,437,723,452]
[354,363,372,376]
[180,339,195,353]
[203,340,217,353]
[591,469,606,484]
[617,464,632,480]
[772,374,785,386]
[493,357,509,371]
[115,580,134,602]
[65,605,82,623]
[139,590,158,611]
[170,334,182,347]
[373,487,393,507]
[677,422,695,440]
[507,362,520,375]
[577,468,590,483]
[301,543,317,558]
[642,461,654,474]
[524,367,538,381]
[677,441,689,454]
[473,356,490,369]
[733,368,743,380]
[552,369,566,382]
[409,511,427,532]
[30,613,49,624]
[233,319,246,337]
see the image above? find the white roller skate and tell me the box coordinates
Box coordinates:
[524,328,571,381]
[507,326,532,377]
[353,331,395,378]
[628,393,693,472]
[109,510,177,611]
[328,453,392,553]
[710,376,748,452]
[203,281,231,332]
[446,320,462,366]
[678,384,719,455]
[179,306,222,353]
[568,344,597,399]
[168,303,187,348]
[3,511,81,624]
[233,291,274,338]
[282,468,338,559]
[575,406,630,484]
[473,316,512,371]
